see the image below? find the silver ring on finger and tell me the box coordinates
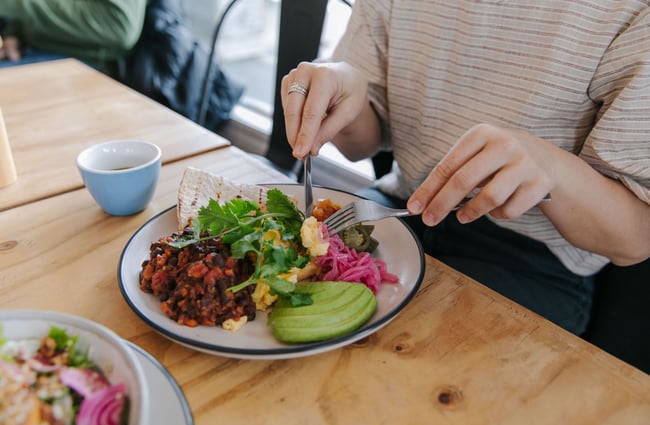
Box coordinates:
[287,81,309,97]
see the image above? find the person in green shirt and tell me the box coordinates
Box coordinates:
[0,0,243,135]
[0,0,148,75]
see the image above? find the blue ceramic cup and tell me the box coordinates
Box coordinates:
[76,140,161,216]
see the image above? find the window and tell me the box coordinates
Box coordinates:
[187,0,374,181]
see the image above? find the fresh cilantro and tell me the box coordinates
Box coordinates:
[166,189,312,305]
[228,216,310,303]
[0,324,9,362]
[266,188,304,241]
[49,326,77,351]
[286,292,314,307]
[48,326,92,368]
[0,325,17,363]
[201,198,262,242]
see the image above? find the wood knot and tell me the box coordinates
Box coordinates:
[387,332,413,354]
[392,341,412,353]
[435,385,462,408]
[0,240,18,251]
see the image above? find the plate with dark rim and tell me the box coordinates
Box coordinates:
[118,184,424,360]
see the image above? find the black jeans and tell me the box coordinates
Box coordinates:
[356,186,595,335]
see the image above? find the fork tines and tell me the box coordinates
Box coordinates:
[324,203,356,235]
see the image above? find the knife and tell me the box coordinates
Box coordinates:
[304,155,313,217]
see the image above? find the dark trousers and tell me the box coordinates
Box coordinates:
[356,186,595,335]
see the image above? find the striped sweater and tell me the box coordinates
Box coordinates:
[332,0,650,276]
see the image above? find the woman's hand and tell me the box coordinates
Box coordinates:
[281,61,373,159]
[407,124,556,226]
[407,122,650,265]
[0,36,21,62]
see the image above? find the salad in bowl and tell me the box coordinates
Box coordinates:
[0,310,147,425]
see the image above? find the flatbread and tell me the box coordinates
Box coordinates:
[177,167,269,231]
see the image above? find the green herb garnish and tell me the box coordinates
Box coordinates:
[166,189,313,306]
[48,326,92,368]
[0,324,9,362]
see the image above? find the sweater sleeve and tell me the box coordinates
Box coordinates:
[581,7,650,205]
[0,0,147,62]
[332,0,393,151]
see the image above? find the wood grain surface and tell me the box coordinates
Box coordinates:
[0,59,229,211]
[1,148,648,425]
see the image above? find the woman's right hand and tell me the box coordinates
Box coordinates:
[281,61,370,159]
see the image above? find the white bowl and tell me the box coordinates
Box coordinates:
[0,310,148,424]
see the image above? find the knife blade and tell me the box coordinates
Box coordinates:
[303,155,313,217]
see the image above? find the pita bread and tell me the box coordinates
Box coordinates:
[177,167,269,231]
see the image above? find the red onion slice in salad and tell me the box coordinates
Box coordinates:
[76,383,128,425]
[60,367,111,397]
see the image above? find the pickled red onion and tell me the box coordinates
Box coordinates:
[315,234,398,293]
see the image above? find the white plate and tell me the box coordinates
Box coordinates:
[123,340,193,424]
[118,184,424,359]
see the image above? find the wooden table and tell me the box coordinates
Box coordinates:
[1,59,649,425]
[0,59,229,211]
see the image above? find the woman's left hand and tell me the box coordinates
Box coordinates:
[407,123,556,226]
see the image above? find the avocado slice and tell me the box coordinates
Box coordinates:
[268,281,377,343]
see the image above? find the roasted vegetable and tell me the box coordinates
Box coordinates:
[339,224,379,253]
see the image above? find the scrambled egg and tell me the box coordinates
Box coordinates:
[263,229,289,248]
[279,262,318,283]
[221,316,248,331]
[222,217,328,331]
[301,216,329,257]
[252,283,279,311]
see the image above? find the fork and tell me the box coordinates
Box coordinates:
[324,194,551,234]
[324,200,415,235]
